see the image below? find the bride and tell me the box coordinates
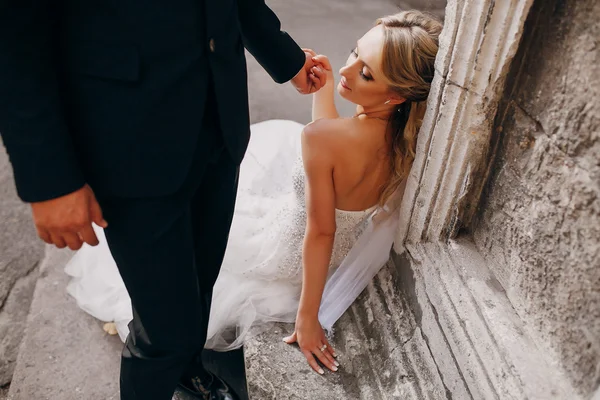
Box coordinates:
[66,10,442,376]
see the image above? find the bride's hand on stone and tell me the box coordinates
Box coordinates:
[283,315,339,374]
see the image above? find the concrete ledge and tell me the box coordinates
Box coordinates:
[7,243,249,400]
[244,324,353,400]
[244,261,448,399]
[7,247,122,400]
[0,141,45,388]
[402,237,579,399]
[245,238,581,400]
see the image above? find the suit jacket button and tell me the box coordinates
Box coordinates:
[209,38,216,53]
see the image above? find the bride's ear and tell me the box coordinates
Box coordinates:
[385,95,406,106]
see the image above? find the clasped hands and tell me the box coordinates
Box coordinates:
[290,48,334,94]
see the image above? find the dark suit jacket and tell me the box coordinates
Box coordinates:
[0,0,305,202]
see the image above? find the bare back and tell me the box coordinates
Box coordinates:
[327,117,391,211]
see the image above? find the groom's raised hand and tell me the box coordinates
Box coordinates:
[290,49,327,94]
[31,184,108,250]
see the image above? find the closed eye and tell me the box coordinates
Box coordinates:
[360,70,373,81]
[349,48,373,81]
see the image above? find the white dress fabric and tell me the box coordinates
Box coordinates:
[65,119,400,351]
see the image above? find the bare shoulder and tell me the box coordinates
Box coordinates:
[301,118,357,151]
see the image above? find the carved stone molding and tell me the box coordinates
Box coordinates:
[396,0,535,250]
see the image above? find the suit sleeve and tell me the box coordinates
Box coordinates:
[0,1,86,203]
[236,0,306,84]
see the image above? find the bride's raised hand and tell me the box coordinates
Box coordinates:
[309,54,334,87]
[283,315,339,375]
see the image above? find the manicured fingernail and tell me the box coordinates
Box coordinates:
[334,361,340,367]
[332,366,338,372]
[318,368,324,375]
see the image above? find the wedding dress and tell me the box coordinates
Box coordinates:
[65,119,400,351]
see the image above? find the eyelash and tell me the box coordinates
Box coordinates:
[349,49,373,81]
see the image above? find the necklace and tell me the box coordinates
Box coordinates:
[353,112,389,121]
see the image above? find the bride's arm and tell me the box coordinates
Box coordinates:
[299,125,336,320]
[310,55,339,121]
[284,121,339,374]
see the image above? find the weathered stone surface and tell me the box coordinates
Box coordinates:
[403,240,578,399]
[0,140,45,386]
[245,324,355,400]
[0,386,8,400]
[0,264,38,387]
[473,0,600,396]
[340,264,448,400]
[395,0,535,248]
[245,261,448,399]
[7,246,123,400]
[6,240,249,400]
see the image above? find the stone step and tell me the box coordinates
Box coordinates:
[243,260,448,400]
[7,247,122,400]
[402,237,580,400]
[243,236,580,399]
[0,136,46,395]
[7,246,249,400]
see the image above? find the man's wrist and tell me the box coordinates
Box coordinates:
[290,62,305,84]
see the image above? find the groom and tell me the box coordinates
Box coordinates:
[0,1,323,399]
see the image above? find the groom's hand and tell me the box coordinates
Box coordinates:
[31,184,108,250]
[290,49,327,94]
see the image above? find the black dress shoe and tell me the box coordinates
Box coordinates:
[178,371,240,400]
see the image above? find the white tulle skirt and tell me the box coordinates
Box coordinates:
[65,120,400,351]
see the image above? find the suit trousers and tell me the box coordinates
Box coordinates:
[97,91,240,400]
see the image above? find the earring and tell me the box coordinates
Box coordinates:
[384,100,391,105]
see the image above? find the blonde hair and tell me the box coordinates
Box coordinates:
[376,11,442,206]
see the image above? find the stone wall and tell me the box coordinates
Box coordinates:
[0,140,45,387]
[473,0,600,396]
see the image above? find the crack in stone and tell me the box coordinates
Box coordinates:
[381,329,417,368]
[476,0,497,70]
[0,259,39,313]
[446,78,490,98]
[513,102,597,177]
[447,79,470,92]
